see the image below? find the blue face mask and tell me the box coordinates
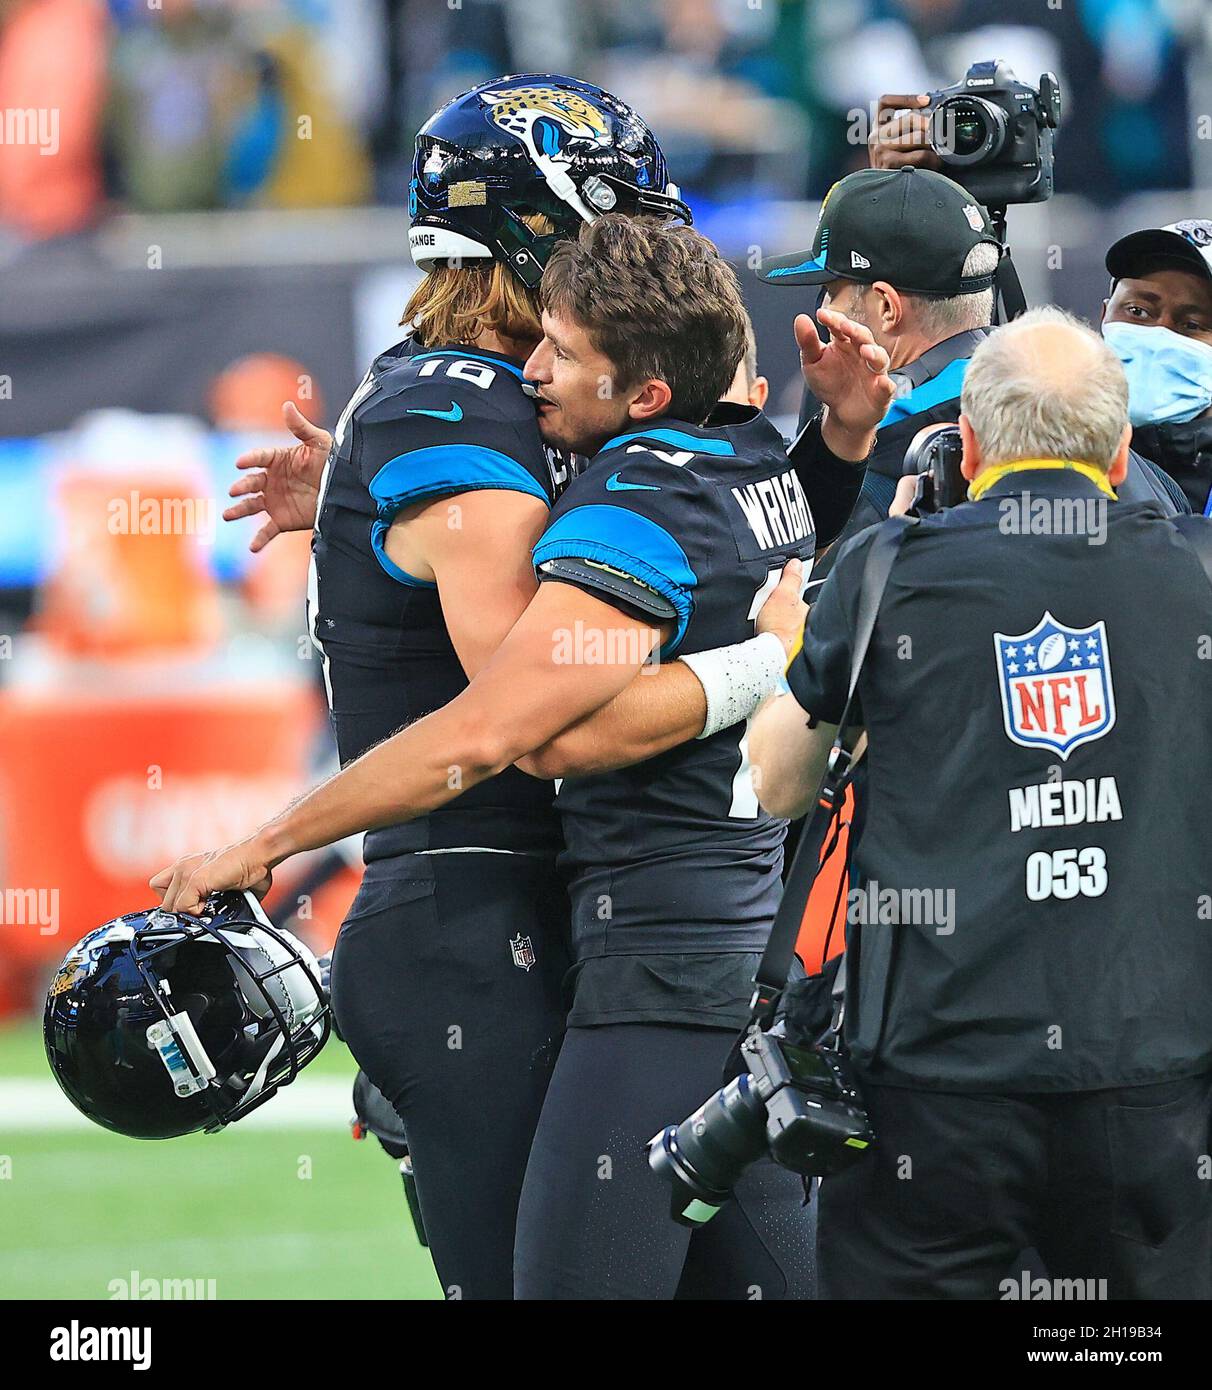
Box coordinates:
[1102,320,1212,427]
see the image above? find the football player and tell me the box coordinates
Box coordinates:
[155,215,895,1296]
[217,76,708,1302]
[209,75,808,1303]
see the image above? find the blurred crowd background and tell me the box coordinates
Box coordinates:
[4,0,1212,237]
[2,0,1212,1015]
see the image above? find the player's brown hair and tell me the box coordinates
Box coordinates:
[402,214,554,348]
[540,215,749,424]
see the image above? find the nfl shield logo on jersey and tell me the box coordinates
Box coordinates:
[509,934,536,971]
[994,612,1116,760]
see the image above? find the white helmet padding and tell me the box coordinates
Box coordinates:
[409,224,495,272]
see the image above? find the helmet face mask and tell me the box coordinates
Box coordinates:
[408,74,691,288]
[44,893,329,1140]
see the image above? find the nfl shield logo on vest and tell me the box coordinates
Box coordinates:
[509,934,536,971]
[994,612,1116,760]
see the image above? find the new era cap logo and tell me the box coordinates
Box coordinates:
[850,250,871,269]
[1172,219,1212,246]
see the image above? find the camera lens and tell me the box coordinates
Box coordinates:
[647,1073,770,1226]
[953,108,986,156]
[931,96,1008,167]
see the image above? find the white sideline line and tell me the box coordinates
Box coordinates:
[0,1077,356,1132]
[0,1228,408,1270]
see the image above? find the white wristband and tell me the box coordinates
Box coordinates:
[681,632,787,739]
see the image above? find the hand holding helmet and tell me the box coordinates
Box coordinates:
[44,892,329,1140]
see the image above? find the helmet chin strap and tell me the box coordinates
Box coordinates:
[495,106,601,226]
[530,148,599,226]
[239,890,274,929]
[240,1029,287,1105]
[498,135,598,289]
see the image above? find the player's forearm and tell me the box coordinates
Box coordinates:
[257,698,520,866]
[516,624,795,779]
[819,406,878,464]
[516,659,707,778]
[257,601,646,859]
[749,694,837,820]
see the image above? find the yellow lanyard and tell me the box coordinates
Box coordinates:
[967,458,1118,502]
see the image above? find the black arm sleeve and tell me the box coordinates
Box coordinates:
[787,413,869,550]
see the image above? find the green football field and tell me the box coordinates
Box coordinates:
[0,1021,442,1301]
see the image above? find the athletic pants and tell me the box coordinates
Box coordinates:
[514,1022,818,1299]
[331,850,570,1300]
[818,1073,1212,1299]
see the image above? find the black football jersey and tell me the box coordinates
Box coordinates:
[309,340,572,860]
[532,406,816,960]
[787,472,1212,1090]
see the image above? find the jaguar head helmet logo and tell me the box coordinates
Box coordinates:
[482,85,612,157]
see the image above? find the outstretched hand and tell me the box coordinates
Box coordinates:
[224,401,333,553]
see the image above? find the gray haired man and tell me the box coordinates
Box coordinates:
[750,307,1212,1300]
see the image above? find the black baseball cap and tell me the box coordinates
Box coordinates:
[758,166,1000,296]
[1105,220,1212,286]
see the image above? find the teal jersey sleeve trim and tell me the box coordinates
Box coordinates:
[369,444,549,513]
[369,520,438,588]
[601,427,736,456]
[882,356,970,426]
[532,504,697,656]
[368,444,547,588]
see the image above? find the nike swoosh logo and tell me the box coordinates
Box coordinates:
[605,472,660,492]
[406,402,464,422]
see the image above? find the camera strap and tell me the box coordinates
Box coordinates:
[994,245,1028,322]
[749,515,917,1028]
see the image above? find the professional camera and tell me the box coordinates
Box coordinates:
[903,422,967,512]
[925,59,1060,208]
[647,1022,873,1227]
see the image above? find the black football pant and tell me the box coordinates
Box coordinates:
[514,1022,818,1299]
[818,1073,1212,1299]
[330,851,571,1301]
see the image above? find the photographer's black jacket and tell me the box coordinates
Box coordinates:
[793,329,1190,578]
[786,466,1212,1092]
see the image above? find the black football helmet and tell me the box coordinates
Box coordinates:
[408,73,691,287]
[44,891,329,1140]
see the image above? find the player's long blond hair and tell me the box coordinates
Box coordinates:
[402,214,554,348]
